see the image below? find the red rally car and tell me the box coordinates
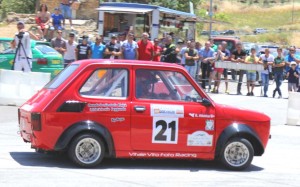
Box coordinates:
[18,60,271,170]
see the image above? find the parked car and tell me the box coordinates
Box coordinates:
[200,30,209,35]
[221,30,235,35]
[242,42,256,55]
[19,59,271,170]
[253,28,268,34]
[212,36,240,53]
[0,38,63,78]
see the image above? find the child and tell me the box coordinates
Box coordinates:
[210,45,224,93]
[245,48,259,96]
[287,61,299,92]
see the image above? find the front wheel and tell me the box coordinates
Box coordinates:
[68,133,105,168]
[220,138,254,170]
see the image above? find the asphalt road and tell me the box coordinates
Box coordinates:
[0,91,300,187]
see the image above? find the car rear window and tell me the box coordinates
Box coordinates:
[35,45,60,55]
[44,64,79,89]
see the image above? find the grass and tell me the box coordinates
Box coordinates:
[199,1,300,45]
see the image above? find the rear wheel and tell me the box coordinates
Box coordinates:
[220,138,254,170]
[68,133,105,168]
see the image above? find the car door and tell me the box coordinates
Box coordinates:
[78,67,132,151]
[130,68,216,153]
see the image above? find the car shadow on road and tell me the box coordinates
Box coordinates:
[10,152,264,172]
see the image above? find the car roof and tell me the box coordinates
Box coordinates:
[72,59,185,69]
[1,37,38,48]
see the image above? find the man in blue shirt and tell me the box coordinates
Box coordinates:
[284,46,300,73]
[91,36,106,59]
[199,41,215,89]
[121,33,139,60]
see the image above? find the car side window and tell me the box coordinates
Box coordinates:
[135,69,201,102]
[0,41,15,54]
[80,68,128,98]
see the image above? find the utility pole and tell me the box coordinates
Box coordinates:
[209,0,213,39]
[292,0,295,23]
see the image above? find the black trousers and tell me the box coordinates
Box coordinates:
[201,63,211,89]
[237,70,245,93]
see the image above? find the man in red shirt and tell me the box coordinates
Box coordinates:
[137,32,154,61]
[153,38,162,61]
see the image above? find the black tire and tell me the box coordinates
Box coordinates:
[220,138,254,171]
[68,133,105,168]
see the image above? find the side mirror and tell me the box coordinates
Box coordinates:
[201,98,212,107]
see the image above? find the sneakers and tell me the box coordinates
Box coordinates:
[70,26,74,30]
[263,94,268,97]
[237,91,242,95]
[246,92,251,96]
[225,90,230,94]
[250,92,254,96]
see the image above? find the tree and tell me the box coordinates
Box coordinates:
[0,0,36,15]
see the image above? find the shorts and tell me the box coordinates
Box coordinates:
[223,68,228,77]
[247,72,256,82]
[50,25,64,30]
[60,4,72,19]
[214,68,224,73]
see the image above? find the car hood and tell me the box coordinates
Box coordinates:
[215,104,270,122]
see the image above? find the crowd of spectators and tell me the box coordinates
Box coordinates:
[31,2,300,97]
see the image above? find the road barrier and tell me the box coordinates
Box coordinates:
[286,92,300,126]
[0,69,50,106]
[215,61,264,71]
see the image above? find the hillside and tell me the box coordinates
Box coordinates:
[202,1,300,46]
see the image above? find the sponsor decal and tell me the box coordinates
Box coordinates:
[151,104,184,118]
[111,117,125,123]
[0,57,8,63]
[88,103,127,112]
[205,120,214,131]
[128,152,197,158]
[187,131,213,146]
[189,113,215,118]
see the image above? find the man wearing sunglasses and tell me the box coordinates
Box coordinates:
[284,46,300,74]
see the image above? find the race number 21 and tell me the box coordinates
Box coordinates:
[152,117,178,144]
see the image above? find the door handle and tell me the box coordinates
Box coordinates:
[134,106,146,112]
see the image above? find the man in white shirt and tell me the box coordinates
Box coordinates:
[64,32,77,67]
[259,48,274,97]
[11,21,33,72]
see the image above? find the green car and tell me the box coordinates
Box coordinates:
[0,38,64,79]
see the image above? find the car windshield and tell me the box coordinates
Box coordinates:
[35,45,60,55]
[44,64,79,89]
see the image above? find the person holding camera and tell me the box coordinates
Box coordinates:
[10,21,39,72]
[259,48,274,97]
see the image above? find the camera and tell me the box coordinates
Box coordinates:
[16,32,25,39]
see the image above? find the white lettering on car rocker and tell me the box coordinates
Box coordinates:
[187,131,213,146]
[152,117,178,144]
[129,152,197,158]
[111,117,125,123]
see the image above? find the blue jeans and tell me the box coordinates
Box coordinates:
[185,65,197,79]
[273,72,283,96]
[261,73,269,96]
[60,4,72,19]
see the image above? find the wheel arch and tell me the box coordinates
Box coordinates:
[215,124,264,158]
[54,120,115,157]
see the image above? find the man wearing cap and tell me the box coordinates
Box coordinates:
[137,32,154,61]
[51,29,66,56]
[284,46,300,74]
[76,35,91,60]
[10,21,36,72]
[63,32,77,67]
[91,36,105,59]
[104,34,122,59]
[161,35,177,63]
[121,33,139,60]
